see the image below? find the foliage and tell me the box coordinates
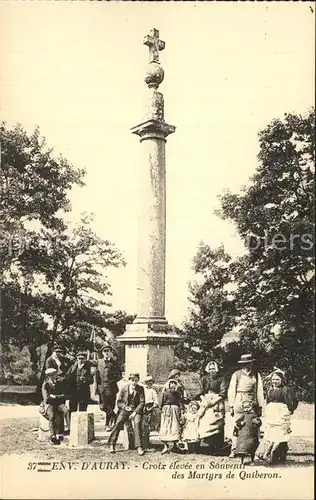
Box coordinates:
[182,109,315,400]
[0,123,84,270]
[0,123,132,386]
[0,123,85,354]
[177,245,236,373]
[0,345,35,385]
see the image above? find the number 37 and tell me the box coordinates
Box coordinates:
[27,462,37,470]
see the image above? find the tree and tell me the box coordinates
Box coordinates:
[0,123,86,375]
[182,109,314,399]
[179,244,236,372]
[218,108,315,399]
[0,124,132,388]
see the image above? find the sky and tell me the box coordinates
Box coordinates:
[1,2,314,325]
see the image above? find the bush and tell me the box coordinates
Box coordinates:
[0,345,36,385]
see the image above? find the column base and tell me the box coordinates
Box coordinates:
[117,323,181,384]
[133,316,168,325]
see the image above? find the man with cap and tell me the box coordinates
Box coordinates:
[46,345,73,387]
[67,351,95,413]
[96,344,121,431]
[41,367,70,444]
[45,345,73,431]
[227,353,264,458]
[108,373,145,455]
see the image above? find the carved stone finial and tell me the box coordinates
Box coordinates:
[143,29,165,89]
[143,29,165,64]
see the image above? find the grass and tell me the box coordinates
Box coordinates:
[0,417,314,467]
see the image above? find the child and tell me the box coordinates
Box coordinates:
[141,376,159,451]
[233,401,262,464]
[182,400,201,453]
[41,368,69,445]
[159,379,183,454]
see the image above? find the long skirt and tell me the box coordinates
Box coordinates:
[199,396,225,450]
[264,402,291,442]
[182,418,199,442]
[256,402,291,463]
[159,405,181,442]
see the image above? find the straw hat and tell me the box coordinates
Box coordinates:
[238,353,255,364]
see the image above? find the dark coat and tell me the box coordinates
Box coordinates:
[42,380,66,406]
[67,360,94,395]
[46,355,73,377]
[96,359,121,395]
[117,384,145,415]
[199,374,227,399]
[235,411,261,456]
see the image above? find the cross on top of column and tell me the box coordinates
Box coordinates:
[143,29,165,64]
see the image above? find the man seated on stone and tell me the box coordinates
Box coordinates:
[108,373,145,455]
[67,351,95,413]
[41,368,69,445]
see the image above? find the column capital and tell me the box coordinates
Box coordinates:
[131,119,176,142]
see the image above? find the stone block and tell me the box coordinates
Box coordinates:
[69,412,94,447]
[116,424,131,451]
[38,414,50,442]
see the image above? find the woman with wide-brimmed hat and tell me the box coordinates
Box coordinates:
[256,367,298,464]
[227,353,264,460]
[197,360,227,454]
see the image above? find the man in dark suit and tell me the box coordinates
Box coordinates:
[46,345,74,384]
[45,345,73,431]
[67,351,95,412]
[108,373,145,455]
[96,345,121,430]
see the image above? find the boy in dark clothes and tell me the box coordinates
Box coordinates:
[233,401,262,464]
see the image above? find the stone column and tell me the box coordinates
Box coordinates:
[132,103,175,324]
[118,29,180,383]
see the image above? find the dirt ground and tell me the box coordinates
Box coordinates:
[0,405,314,499]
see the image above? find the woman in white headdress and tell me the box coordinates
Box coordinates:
[198,361,227,454]
[256,368,298,464]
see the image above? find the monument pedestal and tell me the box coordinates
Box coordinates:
[118,323,181,383]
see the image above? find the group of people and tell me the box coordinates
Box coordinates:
[40,346,299,465]
[41,344,121,444]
